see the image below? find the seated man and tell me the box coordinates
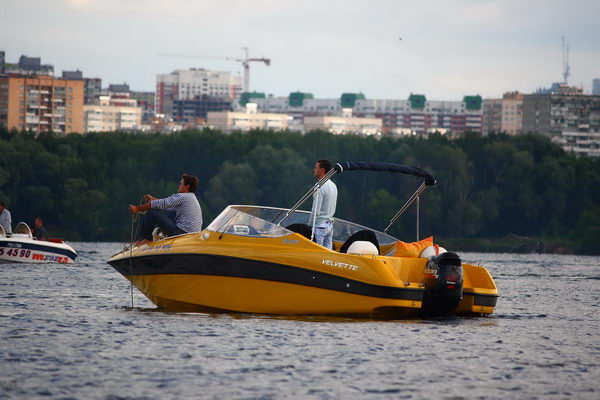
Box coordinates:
[129,174,203,246]
[33,217,47,241]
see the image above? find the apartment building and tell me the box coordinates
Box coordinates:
[83,95,142,132]
[304,110,382,135]
[62,70,102,105]
[250,93,482,136]
[523,93,600,158]
[3,55,54,76]
[172,95,232,124]
[592,79,600,96]
[156,68,242,117]
[207,103,289,132]
[0,74,84,134]
[353,94,482,135]
[482,91,523,135]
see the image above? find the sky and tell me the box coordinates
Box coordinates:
[2,0,599,100]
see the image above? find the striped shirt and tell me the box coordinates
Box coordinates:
[309,180,338,226]
[151,192,203,233]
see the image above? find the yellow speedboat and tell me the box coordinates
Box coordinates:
[107,162,498,318]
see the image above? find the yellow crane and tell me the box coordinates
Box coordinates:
[158,47,270,92]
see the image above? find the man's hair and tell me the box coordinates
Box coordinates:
[181,174,199,193]
[317,160,332,173]
[0,202,4,207]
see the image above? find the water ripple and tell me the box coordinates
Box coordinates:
[1,243,599,399]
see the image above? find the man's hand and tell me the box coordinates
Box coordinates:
[129,204,138,214]
[143,194,157,202]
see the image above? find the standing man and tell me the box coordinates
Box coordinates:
[0,203,12,234]
[129,174,203,246]
[309,160,338,249]
[33,217,47,241]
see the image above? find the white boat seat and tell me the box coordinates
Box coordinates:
[346,240,379,255]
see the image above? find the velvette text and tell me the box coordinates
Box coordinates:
[322,259,359,271]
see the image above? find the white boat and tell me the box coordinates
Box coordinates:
[0,222,78,264]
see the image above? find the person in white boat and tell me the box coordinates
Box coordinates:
[0,202,12,234]
[309,160,338,249]
[129,174,203,246]
[33,217,48,241]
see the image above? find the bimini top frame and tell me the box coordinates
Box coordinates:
[277,161,436,236]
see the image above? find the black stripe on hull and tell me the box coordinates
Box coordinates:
[464,291,499,307]
[108,253,424,302]
[0,240,77,259]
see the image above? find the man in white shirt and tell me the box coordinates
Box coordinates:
[0,203,12,234]
[129,174,203,246]
[309,160,338,249]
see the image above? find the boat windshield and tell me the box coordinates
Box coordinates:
[206,205,399,245]
[13,222,32,237]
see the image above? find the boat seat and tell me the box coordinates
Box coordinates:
[285,223,311,240]
[346,240,379,255]
[339,229,381,255]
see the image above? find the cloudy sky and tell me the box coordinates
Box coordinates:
[2,0,599,100]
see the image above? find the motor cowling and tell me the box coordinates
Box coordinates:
[421,252,464,316]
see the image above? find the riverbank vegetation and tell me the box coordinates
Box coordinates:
[1,126,599,254]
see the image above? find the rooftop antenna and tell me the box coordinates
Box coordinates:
[562,35,570,84]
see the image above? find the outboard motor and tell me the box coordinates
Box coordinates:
[421,252,464,316]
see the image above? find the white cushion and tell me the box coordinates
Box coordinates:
[347,240,379,255]
[420,245,447,259]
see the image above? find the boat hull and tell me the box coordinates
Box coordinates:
[0,238,77,264]
[110,252,424,316]
[108,231,498,317]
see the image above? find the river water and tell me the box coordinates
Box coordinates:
[1,242,599,399]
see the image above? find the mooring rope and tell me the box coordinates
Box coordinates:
[127,196,145,309]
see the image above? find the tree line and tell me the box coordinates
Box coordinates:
[1,126,599,254]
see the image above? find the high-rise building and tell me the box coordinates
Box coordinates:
[61,70,101,105]
[130,91,155,124]
[83,78,102,105]
[156,68,242,117]
[0,75,84,134]
[172,95,232,124]
[523,93,600,157]
[593,79,600,95]
[482,92,523,135]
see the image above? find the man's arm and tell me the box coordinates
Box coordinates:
[129,194,158,214]
[129,202,152,214]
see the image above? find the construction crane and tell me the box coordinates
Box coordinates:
[562,35,570,84]
[158,47,270,92]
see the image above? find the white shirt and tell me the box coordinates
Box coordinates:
[0,208,12,234]
[309,180,338,226]
[151,192,203,233]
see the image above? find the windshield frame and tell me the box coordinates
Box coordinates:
[206,205,399,245]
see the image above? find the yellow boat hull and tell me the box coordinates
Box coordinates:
[108,230,498,318]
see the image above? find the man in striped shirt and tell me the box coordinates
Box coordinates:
[129,174,203,246]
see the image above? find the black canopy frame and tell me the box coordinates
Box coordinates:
[276,161,436,239]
